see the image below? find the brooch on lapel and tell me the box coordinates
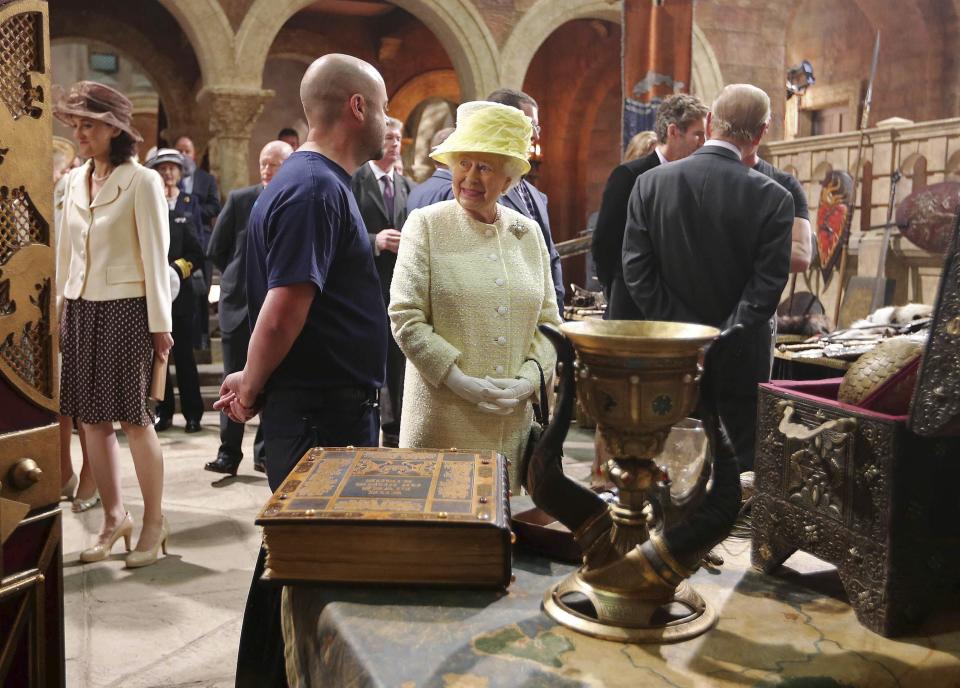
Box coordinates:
[507,219,528,240]
[183,194,191,204]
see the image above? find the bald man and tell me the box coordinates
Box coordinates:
[623,84,793,477]
[216,55,389,688]
[206,140,293,477]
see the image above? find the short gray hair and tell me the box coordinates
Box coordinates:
[710,84,771,143]
[385,116,403,132]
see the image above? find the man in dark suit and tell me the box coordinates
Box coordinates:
[487,89,565,309]
[406,127,455,213]
[205,140,293,475]
[352,116,414,447]
[593,94,708,319]
[175,136,222,352]
[175,136,222,228]
[622,84,794,473]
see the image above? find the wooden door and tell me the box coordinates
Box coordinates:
[0,1,64,686]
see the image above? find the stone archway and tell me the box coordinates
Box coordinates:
[49,15,202,149]
[499,0,620,89]
[234,0,499,100]
[156,0,236,85]
[389,69,460,125]
[691,23,723,105]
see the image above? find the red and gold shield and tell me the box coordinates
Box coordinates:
[815,170,854,285]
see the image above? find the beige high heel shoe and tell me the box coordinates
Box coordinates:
[125,516,169,569]
[80,512,133,562]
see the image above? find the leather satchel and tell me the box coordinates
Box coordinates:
[521,359,550,487]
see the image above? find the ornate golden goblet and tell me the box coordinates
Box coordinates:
[542,320,720,643]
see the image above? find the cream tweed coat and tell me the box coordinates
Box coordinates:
[389,200,562,488]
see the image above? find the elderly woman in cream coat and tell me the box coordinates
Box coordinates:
[389,101,562,488]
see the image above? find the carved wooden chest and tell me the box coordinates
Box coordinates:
[752,218,960,637]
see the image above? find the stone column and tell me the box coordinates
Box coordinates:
[198,86,274,195]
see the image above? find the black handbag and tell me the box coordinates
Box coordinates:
[520,359,550,488]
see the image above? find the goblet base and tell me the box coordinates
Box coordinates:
[543,572,716,643]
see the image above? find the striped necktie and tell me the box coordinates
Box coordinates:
[381,174,395,221]
[518,182,538,220]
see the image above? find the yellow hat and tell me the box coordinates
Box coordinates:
[430,101,532,175]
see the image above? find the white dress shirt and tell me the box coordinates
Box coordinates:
[703,139,743,159]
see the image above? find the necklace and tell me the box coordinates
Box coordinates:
[92,168,112,182]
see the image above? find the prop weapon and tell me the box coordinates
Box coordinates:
[832,30,881,325]
[869,170,902,311]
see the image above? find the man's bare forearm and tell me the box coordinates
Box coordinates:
[790,217,812,272]
[242,282,316,399]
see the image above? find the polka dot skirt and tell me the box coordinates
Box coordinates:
[60,297,155,426]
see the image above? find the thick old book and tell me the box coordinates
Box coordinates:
[257,448,512,588]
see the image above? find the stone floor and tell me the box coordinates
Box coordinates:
[61,415,960,688]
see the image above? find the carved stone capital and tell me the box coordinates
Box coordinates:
[198,87,275,139]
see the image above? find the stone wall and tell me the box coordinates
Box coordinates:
[49,0,960,294]
[765,117,960,321]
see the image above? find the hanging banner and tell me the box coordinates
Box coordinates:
[622,0,694,149]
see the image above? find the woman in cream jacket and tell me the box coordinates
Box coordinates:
[55,81,172,568]
[389,102,562,488]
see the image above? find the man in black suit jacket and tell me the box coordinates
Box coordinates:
[622,84,794,473]
[593,94,709,319]
[175,136,222,228]
[487,89,565,308]
[175,136,223,351]
[352,117,414,447]
[205,140,293,475]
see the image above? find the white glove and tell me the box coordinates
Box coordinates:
[475,376,535,416]
[168,265,181,301]
[484,377,535,402]
[444,364,503,405]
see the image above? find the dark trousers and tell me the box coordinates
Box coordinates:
[235,385,379,688]
[218,323,264,462]
[711,319,773,473]
[716,393,758,473]
[380,332,405,447]
[158,307,203,422]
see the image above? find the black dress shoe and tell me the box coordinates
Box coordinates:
[205,453,241,476]
[154,416,172,431]
[185,420,202,434]
[253,458,266,474]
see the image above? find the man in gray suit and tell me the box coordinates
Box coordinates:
[622,84,794,474]
[205,139,293,475]
[352,117,415,447]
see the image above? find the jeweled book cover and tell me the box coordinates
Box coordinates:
[257,448,512,588]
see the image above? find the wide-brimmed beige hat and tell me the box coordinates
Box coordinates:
[430,101,532,175]
[53,81,143,143]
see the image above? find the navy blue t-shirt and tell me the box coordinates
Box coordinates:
[245,151,387,391]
